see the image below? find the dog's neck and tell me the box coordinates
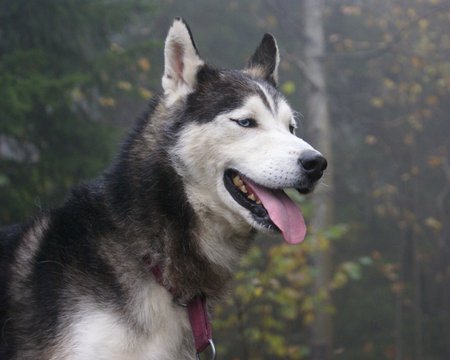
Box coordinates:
[156,200,256,301]
[159,218,253,303]
[104,127,254,302]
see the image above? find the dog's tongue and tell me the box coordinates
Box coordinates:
[245,180,307,244]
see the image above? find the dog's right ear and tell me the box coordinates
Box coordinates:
[162,18,204,104]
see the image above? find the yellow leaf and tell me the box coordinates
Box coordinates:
[370,97,384,108]
[139,87,153,99]
[365,135,377,145]
[70,87,85,102]
[117,81,132,91]
[419,19,429,30]
[254,287,263,297]
[426,95,439,106]
[371,251,382,260]
[383,33,393,43]
[410,83,422,95]
[303,312,315,326]
[98,96,116,107]
[110,43,123,53]
[331,272,348,289]
[372,188,382,198]
[425,217,442,232]
[340,5,361,16]
[138,57,151,72]
[410,166,419,175]
[317,235,330,251]
[343,38,354,49]
[383,78,395,89]
[390,282,405,295]
[427,156,443,168]
[281,81,296,95]
[411,56,424,68]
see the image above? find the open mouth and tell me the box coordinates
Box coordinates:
[223,169,307,244]
[224,169,277,230]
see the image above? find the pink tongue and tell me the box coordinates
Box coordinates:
[245,180,307,244]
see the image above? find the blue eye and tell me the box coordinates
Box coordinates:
[231,118,257,128]
[238,119,252,127]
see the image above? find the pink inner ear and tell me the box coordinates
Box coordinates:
[172,42,185,80]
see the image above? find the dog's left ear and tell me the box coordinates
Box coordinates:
[245,33,280,87]
[162,18,204,103]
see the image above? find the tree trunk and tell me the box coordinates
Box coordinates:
[302,0,334,359]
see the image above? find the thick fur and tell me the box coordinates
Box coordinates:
[0,18,324,359]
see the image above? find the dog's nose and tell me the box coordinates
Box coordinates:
[299,150,327,181]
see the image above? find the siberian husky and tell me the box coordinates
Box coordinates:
[0,18,327,360]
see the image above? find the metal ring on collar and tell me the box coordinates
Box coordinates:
[196,339,216,360]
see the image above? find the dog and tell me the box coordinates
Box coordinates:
[0,18,327,360]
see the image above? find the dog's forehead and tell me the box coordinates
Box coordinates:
[224,71,294,121]
[221,70,282,104]
[186,68,290,123]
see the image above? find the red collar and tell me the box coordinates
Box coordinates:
[147,263,215,358]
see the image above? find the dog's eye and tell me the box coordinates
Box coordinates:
[289,125,296,134]
[231,118,257,128]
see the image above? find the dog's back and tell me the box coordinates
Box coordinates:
[0,187,114,358]
[1,181,195,360]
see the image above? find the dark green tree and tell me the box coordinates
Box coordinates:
[0,0,154,223]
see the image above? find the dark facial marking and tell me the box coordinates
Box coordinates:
[255,86,274,115]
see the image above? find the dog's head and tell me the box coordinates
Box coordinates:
[162,18,327,243]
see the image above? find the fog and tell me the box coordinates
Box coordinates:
[1,1,448,359]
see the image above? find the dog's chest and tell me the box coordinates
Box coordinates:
[57,285,194,360]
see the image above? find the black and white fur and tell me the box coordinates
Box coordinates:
[0,18,326,359]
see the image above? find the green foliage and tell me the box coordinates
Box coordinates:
[0,49,119,221]
[0,0,155,223]
[214,218,362,359]
[215,239,311,359]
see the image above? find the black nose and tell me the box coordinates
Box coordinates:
[299,150,327,181]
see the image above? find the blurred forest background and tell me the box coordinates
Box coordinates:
[0,0,449,359]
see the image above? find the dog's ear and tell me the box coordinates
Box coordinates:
[245,33,280,87]
[162,18,204,103]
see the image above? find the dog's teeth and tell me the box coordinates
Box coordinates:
[239,185,247,194]
[233,175,243,187]
[256,199,262,204]
[248,193,256,201]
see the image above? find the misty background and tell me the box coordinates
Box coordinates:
[0,0,449,359]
